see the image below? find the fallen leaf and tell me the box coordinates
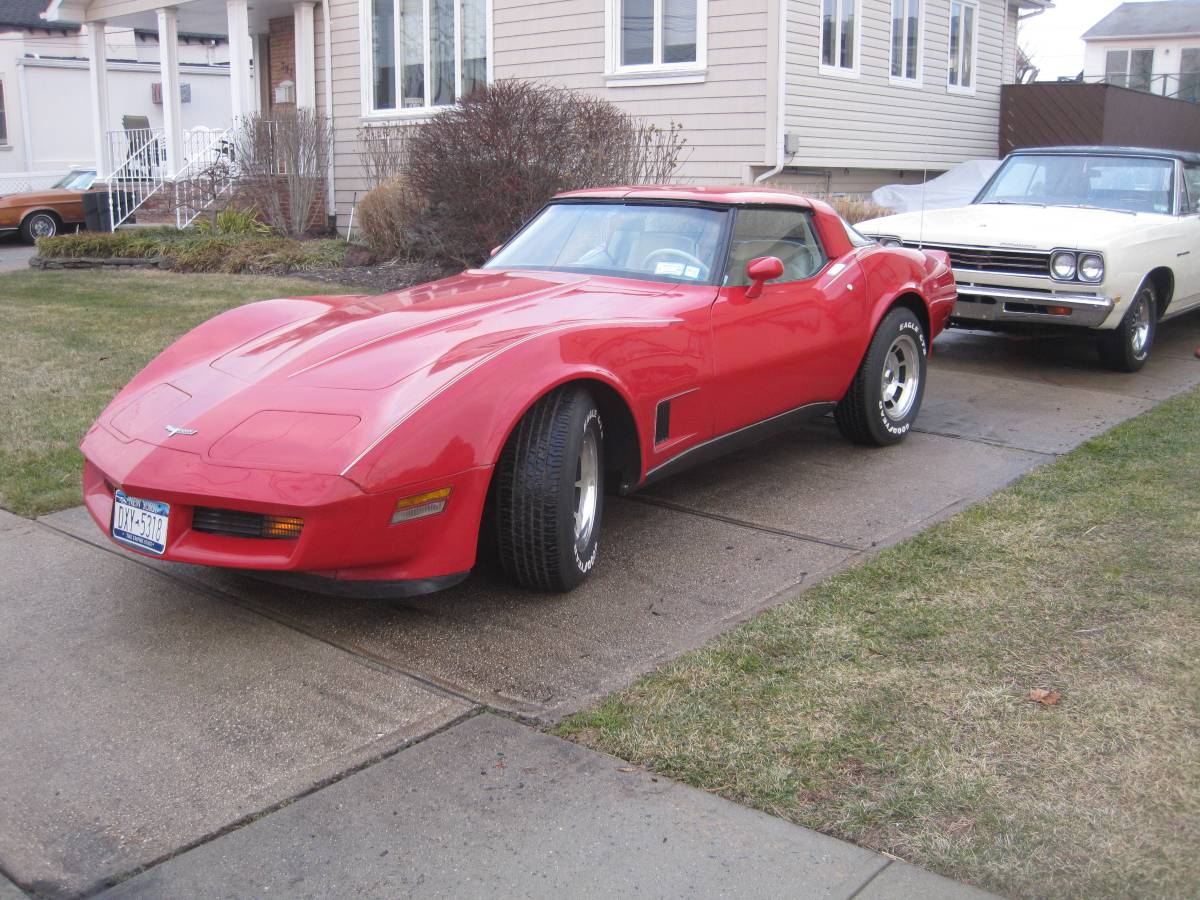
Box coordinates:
[1028,688,1061,706]
[616,766,640,773]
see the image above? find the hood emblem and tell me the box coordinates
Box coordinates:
[164,425,197,437]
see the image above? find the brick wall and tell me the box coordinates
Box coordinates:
[267,16,296,112]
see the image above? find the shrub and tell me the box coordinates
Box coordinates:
[36,232,348,274]
[355,178,416,260]
[233,109,331,236]
[372,80,687,266]
[194,204,272,236]
[817,194,892,225]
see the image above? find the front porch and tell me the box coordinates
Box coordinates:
[48,0,331,229]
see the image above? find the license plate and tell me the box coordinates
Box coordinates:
[112,490,170,555]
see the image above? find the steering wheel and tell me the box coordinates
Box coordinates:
[641,248,709,281]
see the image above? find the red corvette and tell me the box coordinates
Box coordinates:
[81,186,956,596]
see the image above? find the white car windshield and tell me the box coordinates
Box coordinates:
[485,202,728,284]
[976,154,1175,215]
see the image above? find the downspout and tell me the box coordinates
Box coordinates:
[322,0,336,223]
[754,0,792,184]
[16,60,34,168]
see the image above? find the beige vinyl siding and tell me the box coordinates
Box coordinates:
[783,0,1010,173]
[494,0,772,185]
[325,0,370,228]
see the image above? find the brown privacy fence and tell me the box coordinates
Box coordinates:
[1000,83,1200,156]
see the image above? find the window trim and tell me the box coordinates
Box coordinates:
[0,77,7,147]
[888,0,924,88]
[603,0,708,86]
[358,0,493,119]
[946,0,979,95]
[819,0,863,80]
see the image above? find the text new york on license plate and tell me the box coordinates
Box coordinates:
[112,490,170,555]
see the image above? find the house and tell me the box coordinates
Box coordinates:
[43,0,1051,233]
[1082,0,1200,102]
[0,0,232,190]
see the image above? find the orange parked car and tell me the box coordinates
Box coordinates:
[0,169,98,243]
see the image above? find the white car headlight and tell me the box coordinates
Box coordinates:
[1051,251,1077,281]
[1077,253,1105,283]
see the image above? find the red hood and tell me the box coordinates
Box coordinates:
[98,269,690,478]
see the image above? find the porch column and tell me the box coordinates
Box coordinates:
[293,1,316,109]
[157,7,184,177]
[86,22,111,178]
[226,0,253,121]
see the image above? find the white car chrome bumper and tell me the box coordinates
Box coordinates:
[952,283,1115,328]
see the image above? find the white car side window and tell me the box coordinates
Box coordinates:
[1184,165,1200,214]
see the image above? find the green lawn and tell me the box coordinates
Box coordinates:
[560,388,1200,900]
[0,269,358,517]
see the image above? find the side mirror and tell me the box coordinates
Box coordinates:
[745,256,784,298]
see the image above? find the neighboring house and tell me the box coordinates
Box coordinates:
[45,0,1051,233]
[1082,0,1200,102]
[0,0,232,185]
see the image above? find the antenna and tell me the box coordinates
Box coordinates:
[918,167,928,249]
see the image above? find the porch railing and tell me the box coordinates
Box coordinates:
[173,127,235,229]
[1078,73,1200,104]
[105,128,166,231]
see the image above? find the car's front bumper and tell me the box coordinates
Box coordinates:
[951,281,1116,329]
[81,424,490,593]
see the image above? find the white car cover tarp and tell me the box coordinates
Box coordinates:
[871,160,1003,214]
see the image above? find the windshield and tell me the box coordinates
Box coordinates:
[976,154,1175,214]
[53,170,98,190]
[485,201,729,284]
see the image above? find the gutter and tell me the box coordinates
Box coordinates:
[322,0,336,220]
[754,0,793,184]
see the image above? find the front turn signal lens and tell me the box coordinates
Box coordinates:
[262,514,305,539]
[391,487,452,524]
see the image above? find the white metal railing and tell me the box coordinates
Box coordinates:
[105,127,166,231]
[173,127,235,228]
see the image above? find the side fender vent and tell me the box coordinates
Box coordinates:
[654,400,671,445]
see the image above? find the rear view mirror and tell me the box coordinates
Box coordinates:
[745,256,784,298]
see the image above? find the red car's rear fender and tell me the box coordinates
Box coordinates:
[860,245,957,348]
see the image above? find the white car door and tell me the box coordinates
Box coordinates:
[1171,163,1200,314]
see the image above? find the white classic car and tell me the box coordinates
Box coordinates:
[859,146,1200,371]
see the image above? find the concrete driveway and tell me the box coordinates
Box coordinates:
[0,237,36,272]
[3,314,1199,897]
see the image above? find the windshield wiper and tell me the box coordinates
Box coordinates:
[1053,204,1139,216]
[978,200,1046,208]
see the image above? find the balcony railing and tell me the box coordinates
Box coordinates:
[1077,73,1200,104]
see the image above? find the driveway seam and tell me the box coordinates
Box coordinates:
[627,495,865,551]
[843,858,894,899]
[35,518,488,712]
[912,426,1059,456]
[78,707,486,900]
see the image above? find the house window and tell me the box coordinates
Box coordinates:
[820,0,860,75]
[947,0,977,91]
[1105,48,1154,93]
[367,0,487,113]
[890,0,921,83]
[1180,48,1200,102]
[609,0,705,78]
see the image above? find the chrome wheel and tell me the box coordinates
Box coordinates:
[1130,293,1151,358]
[28,214,57,239]
[881,332,921,422]
[573,428,599,552]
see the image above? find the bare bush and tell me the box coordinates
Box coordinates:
[356,178,416,258]
[357,124,415,189]
[233,109,331,236]
[382,80,688,266]
[815,194,893,224]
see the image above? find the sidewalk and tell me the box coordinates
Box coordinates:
[98,714,996,899]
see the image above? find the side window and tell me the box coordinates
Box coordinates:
[1184,165,1200,214]
[725,209,827,287]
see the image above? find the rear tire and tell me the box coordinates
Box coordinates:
[495,385,604,592]
[835,307,928,446]
[20,211,59,243]
[1097,282,1156,373]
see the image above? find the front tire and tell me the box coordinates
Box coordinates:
[20,212,59,243]
[495,385,604,592]
[1097,282,1156,373]
[835,307,928,446]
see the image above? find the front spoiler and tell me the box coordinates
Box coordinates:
[952,284,1115,328]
